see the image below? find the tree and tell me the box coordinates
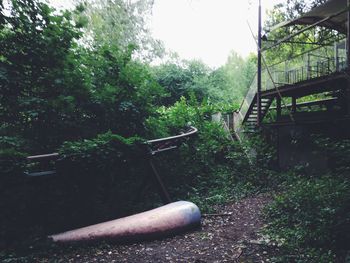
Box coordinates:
[0,0,165,151]
[79,0,164,60]
[153,52,256,107]
[263,0,342,66]
[284,0,327,19]
[153,59,212,105]
[0,0,84,149]
[207,51,256,105]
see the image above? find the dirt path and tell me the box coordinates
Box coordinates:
[21,194,277,262]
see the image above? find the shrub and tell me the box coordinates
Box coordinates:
[0,136,27,180]
[145,96,258,211]
[58,131,145,175]
[54,132,152,222]
[313,136,350,176]
[265,177,350,255]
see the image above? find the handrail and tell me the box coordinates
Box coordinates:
[146,126,197,144]
[238,72,257,114]
[146,126,198,155]
[24,127,198,202]
[27,153,59,160]
[26,126,198,161]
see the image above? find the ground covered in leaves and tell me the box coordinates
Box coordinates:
[2,194,281,263]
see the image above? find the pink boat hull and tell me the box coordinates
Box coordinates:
[49,201,201,243]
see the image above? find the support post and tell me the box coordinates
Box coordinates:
[276,96,281,121]
[334,41,339,72]
[347,0,350,115]
[348,0,350,68]
[149,159,171,204]
[257,0,262,126]
[292,97,297,115]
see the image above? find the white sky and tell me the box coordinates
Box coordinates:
[150,0,283,68]
[50,0,284,68]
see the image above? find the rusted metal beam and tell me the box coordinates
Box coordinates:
[49,201,201,243]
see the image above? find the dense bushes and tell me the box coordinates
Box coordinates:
[58,132,145,174]
[145,97,275,211]
[152,53,255,106]
[0,1,250,248]
[0,0,165,153]
[264,136,350,261]
[266,177,350,248]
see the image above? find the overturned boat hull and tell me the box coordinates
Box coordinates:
[49,201,201,243]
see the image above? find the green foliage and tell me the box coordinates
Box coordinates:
[265,177,350,255]
[263,135,350,261]
[0,0,276,256]
[313,136,350,175]
[0,0,166,152]
[58,131,145,175]
[263,0,342,66]
[153,53,255,106]
[0,136,28,180]
[284,0,328,20]
[78,44,165,138]
[80,0,164,60]
[215,51,256,103]
[145,97,272,212]
[152,60,211,105]
[0,148,26,178]
[1,0,82,149]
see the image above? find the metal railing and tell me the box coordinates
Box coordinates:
[235,39,348,130]
[263,39,347,90]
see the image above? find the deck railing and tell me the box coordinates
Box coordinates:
[235,39,347,131]
[262,39,347,91]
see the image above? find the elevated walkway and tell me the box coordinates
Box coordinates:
[234,38,349,134]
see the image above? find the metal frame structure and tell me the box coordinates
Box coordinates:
[25,126,198,204]
[235,0,350,131]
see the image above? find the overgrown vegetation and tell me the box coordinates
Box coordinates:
[262,136,350,262]
[0,0,256,251]
[1,0,350,262]
[258,0,350,260]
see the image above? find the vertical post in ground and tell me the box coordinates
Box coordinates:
[149,159,171,204]
[257,0,262,126]
[292,97,297,117]
[347,0,350,68]
[276,96,281,121]
[347,0,350,115]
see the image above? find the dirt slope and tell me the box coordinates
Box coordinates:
[22,194,278,263]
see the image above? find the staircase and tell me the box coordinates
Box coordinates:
[244,96,273,131]
[233,81,274,137]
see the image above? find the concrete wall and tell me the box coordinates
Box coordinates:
[273,120,350,172]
